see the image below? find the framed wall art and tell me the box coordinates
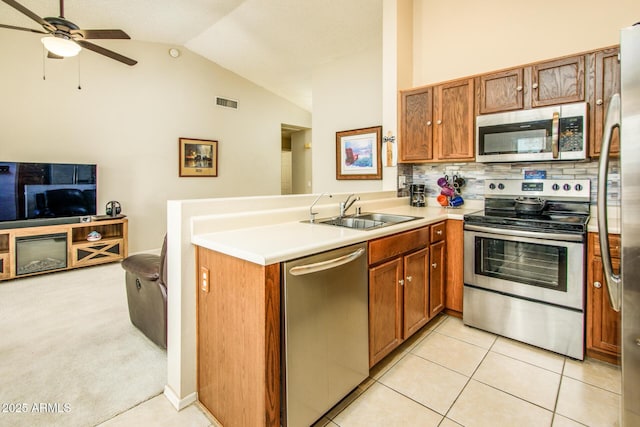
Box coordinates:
[336,126,382,180]
[179,137,218,177]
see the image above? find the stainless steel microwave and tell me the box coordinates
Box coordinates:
[476,102,587,163]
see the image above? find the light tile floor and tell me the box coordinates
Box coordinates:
[103,314,622,427]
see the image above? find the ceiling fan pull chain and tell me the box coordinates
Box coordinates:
[77,55,82,90]
[42,45,46,81]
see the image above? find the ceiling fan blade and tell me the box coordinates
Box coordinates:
[0,23,47,34]
[1,0,54,31]
[76,40,137,66]
[47,51,63,59]
[71,29,131,40]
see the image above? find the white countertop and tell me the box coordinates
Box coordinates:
[192,204,481,265]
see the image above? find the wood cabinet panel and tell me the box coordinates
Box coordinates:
[403,247,429,338]
[532,56,585,107]
[399,87,434,162]
[197,247,281,427]
[586,232,621,365]
[369,226,429,265]
[369,258,403,367]
[430,221,446,243]
[592,233,621,259]
[445,220,464,316]
[434,78,475,161]
[429,240,446,318]
[478,68,524,114]
[590,47,620,157]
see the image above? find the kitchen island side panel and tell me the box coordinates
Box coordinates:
[196,246,280,427]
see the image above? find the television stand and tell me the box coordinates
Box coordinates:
[0,218,128,281]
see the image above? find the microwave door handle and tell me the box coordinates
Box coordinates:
[551,112,560,158]
[597,93,621,312]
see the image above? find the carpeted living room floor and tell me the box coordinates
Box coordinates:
[0,262,169,427]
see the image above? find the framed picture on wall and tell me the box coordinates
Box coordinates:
[336,126,382,180]
[179,138,218,177]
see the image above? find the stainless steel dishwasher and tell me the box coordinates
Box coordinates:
[282,242,369,427]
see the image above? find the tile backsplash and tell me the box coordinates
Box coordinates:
[398,159,620,205]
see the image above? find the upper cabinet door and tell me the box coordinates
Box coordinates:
[399,86,434,162]
[591,47,621,157]
[478,68,524,114]
[434,78,475,161]
[532,56,585,107]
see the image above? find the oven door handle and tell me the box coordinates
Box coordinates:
[463,224,584,242]
[597,93,621,312]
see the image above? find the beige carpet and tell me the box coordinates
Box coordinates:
[0,262,166,427]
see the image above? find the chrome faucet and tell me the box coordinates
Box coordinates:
[339,194,360,218]
[309,192,332,223]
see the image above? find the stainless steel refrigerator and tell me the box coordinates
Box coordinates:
[597,22,640,427]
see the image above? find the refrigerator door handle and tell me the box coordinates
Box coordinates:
[597,93,622,312]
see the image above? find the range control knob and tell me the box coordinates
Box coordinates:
[563,183,571,191]
[552,183,560,191]
[575,184,583,191]
[498,183,505,190]
[489,183,496,190]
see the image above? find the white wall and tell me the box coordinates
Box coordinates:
[0,33,311,252]
[412,0,640,87]
[311,45,384,194]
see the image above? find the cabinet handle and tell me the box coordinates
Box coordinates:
[594,281,602,288]
[532,83,539,89]
[427,120,432,126]
[596,99,604,106]
[399,279,404,286]
[432,263,437,269]
[516,85,523,91]
[437,120,442,125]
[406,276,412,282]
[436,230,443,235]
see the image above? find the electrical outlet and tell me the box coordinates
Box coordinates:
[200,266,210,293]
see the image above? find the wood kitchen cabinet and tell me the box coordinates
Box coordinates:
[399,78,475,163]
[368,223,446,367]
[586,232,621,365]
[444,219,464,317]
[589,47,620,157]
[399,86,434,161]
[477,54,586,114]
[196,247,281,427]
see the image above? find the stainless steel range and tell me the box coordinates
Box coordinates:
[463,179,590,360]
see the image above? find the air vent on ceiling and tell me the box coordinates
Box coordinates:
[216,96,238,109]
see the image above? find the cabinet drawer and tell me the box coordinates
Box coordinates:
[368,227,429,265]
[592,233,621,259]
[430,222,446,243]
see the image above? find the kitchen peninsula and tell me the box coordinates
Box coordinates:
[172,191,481,426]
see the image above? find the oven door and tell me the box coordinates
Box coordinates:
[464,225,585,309]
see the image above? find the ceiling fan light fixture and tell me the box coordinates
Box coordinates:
[41,36,81,57]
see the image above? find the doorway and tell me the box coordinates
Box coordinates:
[281,124,312,195]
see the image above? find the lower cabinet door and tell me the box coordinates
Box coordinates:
[369,258,403,367]
[403,247,429,338]
[429,240,446,318]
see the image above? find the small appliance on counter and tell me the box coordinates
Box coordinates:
[409,184,426,207]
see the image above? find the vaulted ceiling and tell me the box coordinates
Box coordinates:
[0,0,383,111]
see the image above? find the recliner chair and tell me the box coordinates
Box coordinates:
[121,236,167,349]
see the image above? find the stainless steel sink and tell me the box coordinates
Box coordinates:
[309,212,422,230]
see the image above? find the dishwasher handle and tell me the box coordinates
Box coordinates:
[288,247,365,276]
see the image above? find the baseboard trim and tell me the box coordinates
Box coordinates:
[163,385,197,411]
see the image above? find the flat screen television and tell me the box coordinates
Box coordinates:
[0,162,97,229]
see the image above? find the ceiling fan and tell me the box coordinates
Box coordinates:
[0,0,137,65]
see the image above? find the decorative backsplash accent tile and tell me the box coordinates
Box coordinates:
[398,159,620,205]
